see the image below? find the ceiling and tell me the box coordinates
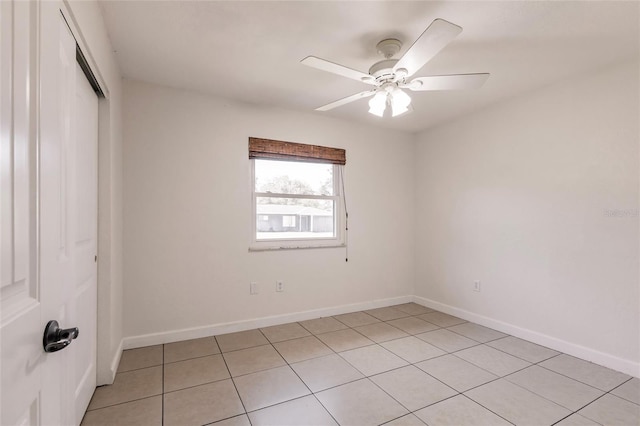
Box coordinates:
[99,1,639,134]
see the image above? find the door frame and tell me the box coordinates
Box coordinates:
[59,1,119,386]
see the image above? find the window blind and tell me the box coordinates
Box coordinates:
[248,137,346,165]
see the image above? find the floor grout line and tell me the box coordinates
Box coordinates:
[457,393,517,426]
[267,339,342,425]
[217,334,251,422]
[85,394,164,413]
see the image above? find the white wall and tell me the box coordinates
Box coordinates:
[415,61,639,375]
[122,80,415,341]
[65,0,123,385]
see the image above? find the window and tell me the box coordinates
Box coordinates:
[282,215,296,228]
[249,137,346,250]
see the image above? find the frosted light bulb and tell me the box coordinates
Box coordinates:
[368,91,387,117]
[391,88,411,117]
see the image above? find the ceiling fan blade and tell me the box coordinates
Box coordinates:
[302,56,375,85]
[316,90,376,111]
[394,19,462,77]
[406,73,490,91]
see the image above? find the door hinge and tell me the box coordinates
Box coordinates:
[94,255,97,263]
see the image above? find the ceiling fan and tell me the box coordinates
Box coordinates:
[301,19,489,117]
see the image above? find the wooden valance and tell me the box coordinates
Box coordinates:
[249,137,346,165]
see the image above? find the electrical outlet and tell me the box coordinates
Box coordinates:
[276,281,284,292]
[250,282,258,295]
[473,280,481,292]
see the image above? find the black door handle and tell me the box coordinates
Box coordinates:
[43,320,79,353]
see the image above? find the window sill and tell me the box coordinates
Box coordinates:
[249,243,346,252]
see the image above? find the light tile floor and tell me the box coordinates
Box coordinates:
[81,303,640,426]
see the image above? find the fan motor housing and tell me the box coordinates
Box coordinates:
[369,59,399,80]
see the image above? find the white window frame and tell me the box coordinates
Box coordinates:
[250,160,344,251]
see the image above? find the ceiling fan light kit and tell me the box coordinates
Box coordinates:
[368,83,412,117]
[301,18,490,118]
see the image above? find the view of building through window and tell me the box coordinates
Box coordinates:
[253,159,337,241]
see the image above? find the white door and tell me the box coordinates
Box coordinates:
[0,0,43,424]
[1,1,98,424]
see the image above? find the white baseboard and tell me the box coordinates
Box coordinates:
[413,295,640,378]
[97,338,123,386]
[110,338,124,378]
[122,295,412,350]
[121,294,638,378]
